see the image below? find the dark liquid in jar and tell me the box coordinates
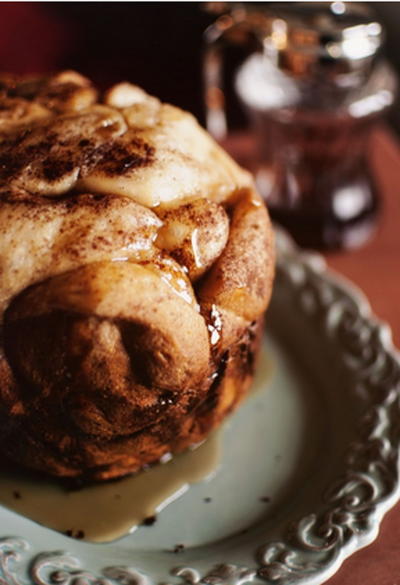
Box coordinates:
[254,110,379,250]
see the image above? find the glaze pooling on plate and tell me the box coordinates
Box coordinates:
[0,353,273,543]
[1,233,400,585]
[0,432,221,543]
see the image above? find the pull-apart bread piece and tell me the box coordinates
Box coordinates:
[0,71,275,481]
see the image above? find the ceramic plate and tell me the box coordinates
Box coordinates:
[1,232,400,585]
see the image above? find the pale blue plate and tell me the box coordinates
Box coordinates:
[1,234,400,585]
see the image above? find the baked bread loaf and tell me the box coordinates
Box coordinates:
[0,71,275,481]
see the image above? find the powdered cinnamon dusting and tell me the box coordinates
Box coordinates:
[0,73,155,190]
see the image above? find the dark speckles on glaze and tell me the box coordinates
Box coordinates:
[0,130,154,186]
[41,157,75,182]
[98,140,155,176]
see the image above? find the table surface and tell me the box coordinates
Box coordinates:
[225,128,400,585]
[322,131,400,585]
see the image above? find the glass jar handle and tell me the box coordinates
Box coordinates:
[203,11,265,140]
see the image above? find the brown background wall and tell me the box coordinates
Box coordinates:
[0,2,399,130]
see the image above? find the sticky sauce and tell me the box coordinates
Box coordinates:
[0,346,274,544]
[191,228,203,269]
[0,433,221,543]
[207,304,223,346]
[250,349,275,396]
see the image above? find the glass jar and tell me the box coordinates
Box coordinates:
[203,2,397,249]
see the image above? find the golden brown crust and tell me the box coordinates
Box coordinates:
[2,315,263,481]
[0,71,275,480]
[0,191,162,314]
